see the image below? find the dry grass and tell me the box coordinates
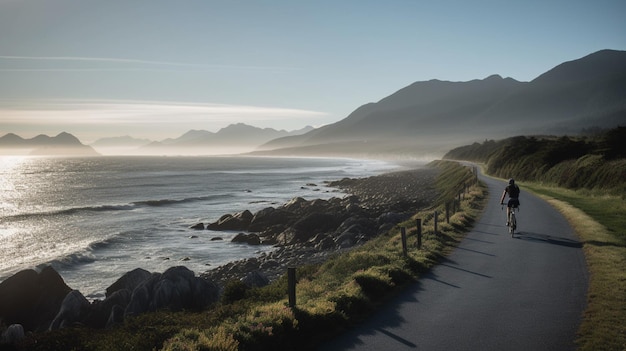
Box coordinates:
[526,185,626,351]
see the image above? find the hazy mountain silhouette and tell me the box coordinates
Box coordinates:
[0,132,100,156]
[256,49,626,158]
[140,123,315,154]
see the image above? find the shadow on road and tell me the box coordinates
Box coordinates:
[318,279,427,350]
[514,232,583,248]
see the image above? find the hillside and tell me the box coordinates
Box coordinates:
[443,126,626,192]
[0,132,100,156]
[257,49,626,158]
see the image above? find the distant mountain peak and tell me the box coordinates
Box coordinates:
[0,132,99,156]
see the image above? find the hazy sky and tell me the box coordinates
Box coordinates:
[1,0,624,143]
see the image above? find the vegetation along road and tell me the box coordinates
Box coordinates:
[321,169,588,350]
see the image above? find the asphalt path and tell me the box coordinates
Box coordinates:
[320,171,589,350]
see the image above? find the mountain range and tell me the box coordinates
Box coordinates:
[254,49,626,158]
[0,132,99,156]
[2,49,624,158]
[142,123,314,151]
[0,124,314,156]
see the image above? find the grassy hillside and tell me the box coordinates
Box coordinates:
[444,126,626,193]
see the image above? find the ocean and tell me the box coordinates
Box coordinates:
[0,156,396,299]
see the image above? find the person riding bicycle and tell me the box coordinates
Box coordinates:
[500,178,520,226]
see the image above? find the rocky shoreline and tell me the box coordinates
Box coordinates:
[0,166,439,343]
[199,167,440,284]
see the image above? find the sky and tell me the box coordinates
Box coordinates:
[0,0,624,143]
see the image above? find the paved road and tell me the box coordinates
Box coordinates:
[320,172,589,350]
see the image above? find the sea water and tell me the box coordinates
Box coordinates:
[0,156,396,299]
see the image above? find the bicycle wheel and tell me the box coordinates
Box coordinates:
[510,212,516,236]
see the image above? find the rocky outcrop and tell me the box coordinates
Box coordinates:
[0,266,72,332]
[1,324,25,345]
[125,266,218,317]
[0,266,220,336]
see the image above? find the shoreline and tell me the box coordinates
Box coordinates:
[0,164,440,335]
[200,166,440,285]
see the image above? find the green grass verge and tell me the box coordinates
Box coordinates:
[18,161,484,351]
[522,183,626,351]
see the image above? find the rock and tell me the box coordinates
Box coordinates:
[211,237,223,241]
[281,197,307,212]
[207,210,254,231]
[105,268,151,298]
[124,272,161,317]
[85,288,132,328]
[49,290,90,330]
[1,324,25,345]
[336,232,357,248]
[0,266,72,332]
[248,207,292,232]
[189,222,205,230]
[241,271,270,288]
[191,278,219,310]
[232,233,261,245]
[124,267,219,317]
[291,213,340,243]
[106,305,125,329]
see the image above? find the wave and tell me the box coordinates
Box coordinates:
[38,251,97,271]
[1,194,234,222]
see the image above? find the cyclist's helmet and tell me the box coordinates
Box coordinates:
[508,178,515,185]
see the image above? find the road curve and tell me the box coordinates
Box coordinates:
[319,171,589,350]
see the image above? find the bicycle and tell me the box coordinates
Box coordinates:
[502,204,519,237]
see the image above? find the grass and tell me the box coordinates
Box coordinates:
[522,183,626,351]
[17,161,484,351]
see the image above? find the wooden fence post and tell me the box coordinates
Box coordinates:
[445,202,450,224]
[400,227,407,257]
[434,210,438,235]
[288,267,296,308]
[416,218,422,249]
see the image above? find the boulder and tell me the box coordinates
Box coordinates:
[189,222,205,230]
[124,273,161,317]
[241,271,270,288]
[231,233,261,245]
[207,210,254,231]
[49,290,90,330]
[105,268,151,298]
[281,197,308,212]
[85,288,132,328]
[1,324,25,345]
[248,207,292,232]
[0,266,72,332]
[124,267,219,317]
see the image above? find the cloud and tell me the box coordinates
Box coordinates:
[0,99,327,127]
[0,55,297,72]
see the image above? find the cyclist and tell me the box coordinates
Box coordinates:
[500,178,520,226]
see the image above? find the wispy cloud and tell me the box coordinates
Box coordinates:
[0,99,327,126]
[0,55,297,72]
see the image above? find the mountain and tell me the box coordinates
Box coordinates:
[0,132,100,156]
[256,49,626,158]
[142,123,314,154]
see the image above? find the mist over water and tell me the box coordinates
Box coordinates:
[0,155,397,299]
